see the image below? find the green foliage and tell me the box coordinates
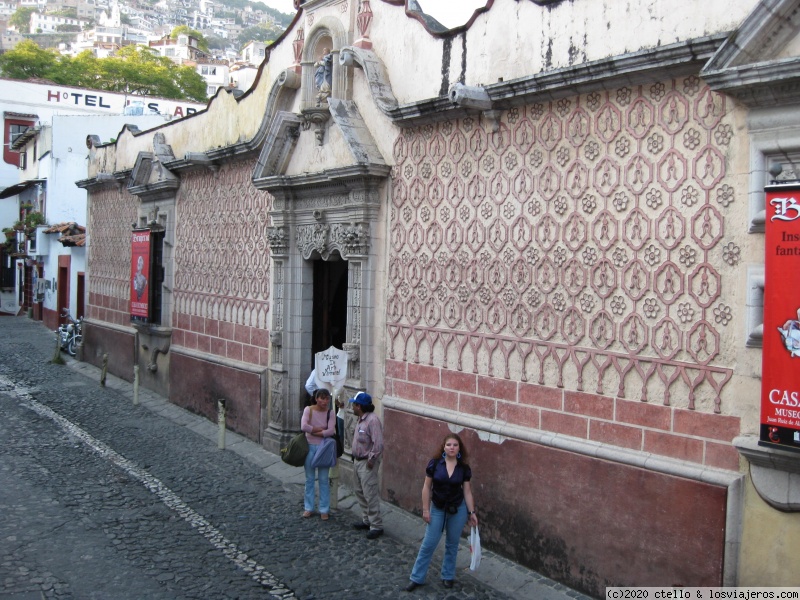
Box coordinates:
[205,35,228,51]
[10,7,36,33]
[0,41,208,103]
[48,7,77,18]
[170,25,209,52]
[24,212,45,227]
[0,40,58,79]
[222,0,294,27]
[98,45,208,101]
[237,23,282,49]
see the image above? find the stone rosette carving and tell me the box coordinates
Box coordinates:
[267,226,289,255]
[335,222,370,256]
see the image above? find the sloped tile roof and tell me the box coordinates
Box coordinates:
[44,222,86,246]
[58,233,86,247]
[44,222,86,234]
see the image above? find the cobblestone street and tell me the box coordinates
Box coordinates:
[0,317,588,600]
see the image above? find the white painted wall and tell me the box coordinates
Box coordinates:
[0,78,206,193]
[36,114,166,318]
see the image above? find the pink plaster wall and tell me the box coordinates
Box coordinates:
[387,360,741,470]
[169,351,263,442]
[383,408,727,596]
[81,321,135,382]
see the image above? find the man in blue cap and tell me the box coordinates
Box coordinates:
[349,391,384,539]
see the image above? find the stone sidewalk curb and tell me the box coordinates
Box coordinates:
[64,356,587,600]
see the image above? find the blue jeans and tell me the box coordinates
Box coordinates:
[304,443,330,514]
[409,501,468,583]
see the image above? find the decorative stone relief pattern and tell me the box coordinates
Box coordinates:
[270,368,284,426]
[388,79,735,412]
[87,187,138,323]
[174,162,272,329]
[269,260,284,430]
[296,222,370,259]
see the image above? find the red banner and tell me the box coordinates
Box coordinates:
[130,230,151,319]
[761,184,800,449]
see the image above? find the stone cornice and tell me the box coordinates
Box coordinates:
[388,34,729,127]
[694,0,800,108]
[734,435,800,511]
[704,0,800,71]
[127,178,180,203]
[254,163,391,197]
[702,57,800,108]
[75,171,130,191]
[339,46,399,114]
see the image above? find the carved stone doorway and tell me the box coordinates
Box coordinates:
[311,256,348,367]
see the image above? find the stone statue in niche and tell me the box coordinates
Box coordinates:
[314,47,333,106]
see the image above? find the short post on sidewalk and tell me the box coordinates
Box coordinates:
[133,365,139,405]
[52,334,64,365]
[217,398,226,450]
[100,353,108,386]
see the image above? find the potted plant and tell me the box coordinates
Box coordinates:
[12,220,24,231]
[25,212,45,228]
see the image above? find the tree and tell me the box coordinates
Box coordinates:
[0,41,208,103]
[236,23,282,48]
[50,7,78,18]
[57,51,102,88]
[170,25,209,53]
[0,40,57,79]
[96,46,208,102]
[205,35,228,52]
[9,7,37,34]
[222,0,294,27]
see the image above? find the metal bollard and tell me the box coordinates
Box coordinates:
[100,353,108,387]
[217,398,226,450]
[133,365,139,405]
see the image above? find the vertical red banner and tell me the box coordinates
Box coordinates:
[762,184,800,449]
[130,230,151,320]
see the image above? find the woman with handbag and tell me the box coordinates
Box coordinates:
[300,388,337,520]
[404,433,478,592]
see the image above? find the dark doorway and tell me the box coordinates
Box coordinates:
[57,265,68,322]
[312,257,348,366]
[76,272,85,319]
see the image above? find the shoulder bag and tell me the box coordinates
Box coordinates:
[280,432,309,467]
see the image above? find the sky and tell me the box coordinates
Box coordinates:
[262,0,489,29]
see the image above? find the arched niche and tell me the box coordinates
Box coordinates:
[301,16,350,111]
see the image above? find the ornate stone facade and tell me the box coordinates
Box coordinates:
[87,186,138,326]
[385,79,742,470]
[172,162,272,364]
[77,0,800,592]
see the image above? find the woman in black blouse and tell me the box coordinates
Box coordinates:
[405,433,478,592]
